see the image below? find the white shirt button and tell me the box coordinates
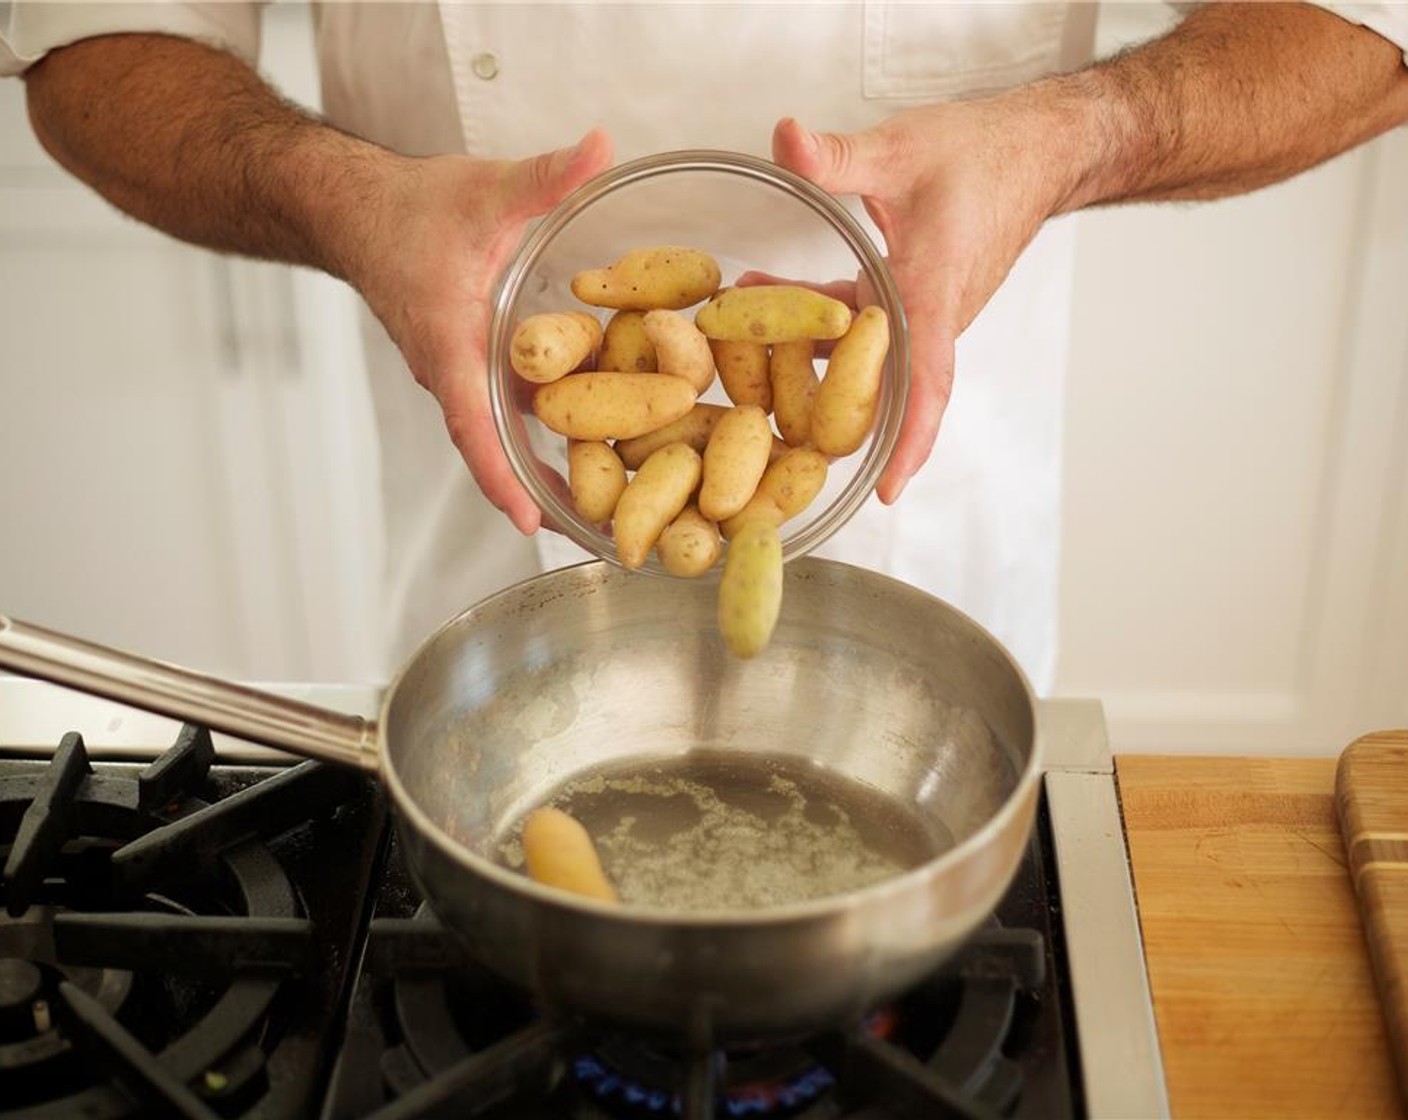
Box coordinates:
[471,52,500,80]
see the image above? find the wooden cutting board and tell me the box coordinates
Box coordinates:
[1118,755,1403,1119]
[1337,731,1408,1105]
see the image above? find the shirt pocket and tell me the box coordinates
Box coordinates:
[863,1,1069,101]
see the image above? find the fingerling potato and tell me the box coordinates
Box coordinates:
[769,340,819,447]
[613,403,728,469]
[523,807,618,903]
[598,310,657,372]
[709,339,772,411]
[613,443,703,569]
[718,518,783,659]
[761,447,830,518]
[510,311,602,384]
[533,373,696,441]
[656,504,722,577]
[643,309,716,394]
[720,448,828,538]
[812,305,890,457]
[695,285,851,344]
[699,405,772,522]
[572,246,722,311]
[719,493,784,539]
[568,440,628,523]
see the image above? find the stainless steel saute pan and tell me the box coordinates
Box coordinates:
[0,559,1041,1045]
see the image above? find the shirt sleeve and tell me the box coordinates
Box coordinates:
[0,2,265,77]
[1308,2,1408,64]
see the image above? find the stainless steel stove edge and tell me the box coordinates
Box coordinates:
[1040,697,1171,1120]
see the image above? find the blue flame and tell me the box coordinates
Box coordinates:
[575,1045,834,1117]
[723,1065,833,1116]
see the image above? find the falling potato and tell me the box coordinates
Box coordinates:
[718,518,784,659]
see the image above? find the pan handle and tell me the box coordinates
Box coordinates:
[0,616,379,773]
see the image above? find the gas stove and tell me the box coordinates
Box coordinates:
[0,683,1168,1119]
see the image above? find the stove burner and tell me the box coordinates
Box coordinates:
[324,802,1078,1119]
[0,725,377,1118]
[574,1006,904,1118]
[562,935,1040,1120]
[330,874,1060,1120]
[574,1039,836,1118]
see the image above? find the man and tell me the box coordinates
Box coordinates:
[3,2,1406,688]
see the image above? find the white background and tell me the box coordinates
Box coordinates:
[1,2,1404,755]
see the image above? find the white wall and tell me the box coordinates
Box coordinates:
[0,2,383,682]
[1052,3,1408,754]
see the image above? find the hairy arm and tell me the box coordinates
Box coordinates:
[23,32,612,533]
[24,33,390,281]
[1044,2,1408,210]
[774,1,1408,501]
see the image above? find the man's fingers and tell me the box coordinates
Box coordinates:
[440,127,615,532]
[878,338,954,504]
[854,268,880,310]
[444,401,542,535]
[736,269,878,314]
[432,315,542,535]
[877,288,956,505]
[508,127,614,219]
[537,468,574,534]
[734,269,859,307]
[772,116,888,198]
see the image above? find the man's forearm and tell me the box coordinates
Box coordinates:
[23,33,402,281]
[1031,2,1408,214]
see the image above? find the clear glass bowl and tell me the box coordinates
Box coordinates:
[489,149,910,577]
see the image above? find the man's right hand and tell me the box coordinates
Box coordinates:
[24,32,613,536]
[344,131,614,534]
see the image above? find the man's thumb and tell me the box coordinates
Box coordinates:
[513,128,613,216]
[772,117,880,197]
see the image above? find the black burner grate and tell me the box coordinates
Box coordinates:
[0,726,386,1119]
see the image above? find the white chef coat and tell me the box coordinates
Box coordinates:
[5,2,1407,691]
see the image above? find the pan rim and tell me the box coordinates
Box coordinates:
[377,558,1044,926]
